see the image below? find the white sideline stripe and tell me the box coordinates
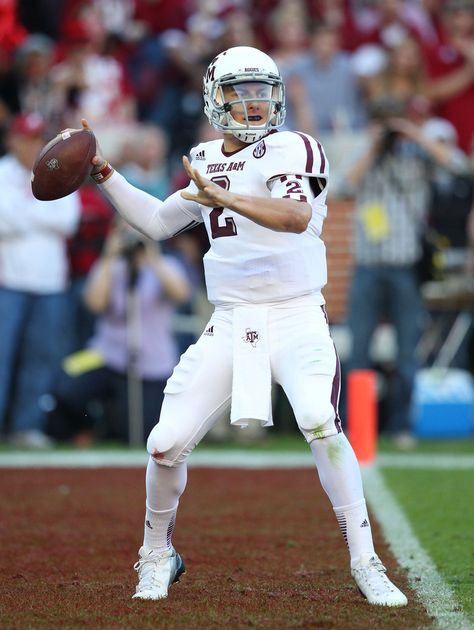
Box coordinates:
[0,450,314,469]
[0,450,474,469]
[363,467,472,630]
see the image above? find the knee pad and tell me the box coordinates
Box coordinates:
[146,424,178,465]
[296,403,339,442]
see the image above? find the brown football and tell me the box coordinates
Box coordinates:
[31,128,96,201]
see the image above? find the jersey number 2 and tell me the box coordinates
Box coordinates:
[209,176,237,239]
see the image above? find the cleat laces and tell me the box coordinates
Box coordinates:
[354,556,396,597]
[134,550,173,595]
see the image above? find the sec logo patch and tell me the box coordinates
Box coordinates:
[253,140,266,159]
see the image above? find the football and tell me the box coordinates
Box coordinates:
[31,128,96,201]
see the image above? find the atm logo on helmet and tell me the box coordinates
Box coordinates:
[206,65,216,81]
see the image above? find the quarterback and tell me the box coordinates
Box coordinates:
[84,46,407,606]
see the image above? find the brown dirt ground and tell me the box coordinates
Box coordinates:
[0,468,434,629]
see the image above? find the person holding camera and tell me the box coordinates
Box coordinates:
[46,220,191,445]
[343,98,465,447]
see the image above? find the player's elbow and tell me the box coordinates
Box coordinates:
[286,202,311,233]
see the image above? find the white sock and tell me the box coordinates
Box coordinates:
[144,504,177,552]
[142,457,187,552]
[310,433,375,565]
[333,499,375,567]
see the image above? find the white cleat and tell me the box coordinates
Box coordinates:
[133,546,185,600]
[351,553,408,606]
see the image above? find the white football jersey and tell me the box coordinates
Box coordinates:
[186,130,329,306]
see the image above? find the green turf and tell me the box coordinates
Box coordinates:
[382,468,474,620]
[377,436,474,454]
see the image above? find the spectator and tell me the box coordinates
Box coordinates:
[310,0,366,51]
[128,24,211,167]
[17,0,65,40]
[423,0,474,154]
[420,116,474,370]
[46,219,191,445]
[0,0,27,60]
[65,181,114,353]
[214,6,259,51]
[0,33,61,140]
[266,1,309,71]
[50,1,137,159]
[286,22,366,136]
[132,0,190,36]
[342,99,465,447]
[348,0,438,50]
[361,35,427,110]
[416,0,445,48]
[0,112,80,448]
[423,116,473,270]
[266,1,310,130]
[119,123,170,200]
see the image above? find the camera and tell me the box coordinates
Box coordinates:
[368,96,405,156]
[378,127,399,155]
[119,232,145,259]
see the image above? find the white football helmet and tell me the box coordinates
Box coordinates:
[203,46,286,144]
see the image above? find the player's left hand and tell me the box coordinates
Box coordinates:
[81,118,108,174]
[180,156,233,208]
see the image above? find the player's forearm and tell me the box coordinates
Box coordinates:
[100,172,170,239]
[100,172,202,241]
[226,194,312,233]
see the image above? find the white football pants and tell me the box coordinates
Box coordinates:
[147,294,342,466]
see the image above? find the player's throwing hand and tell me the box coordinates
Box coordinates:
[180,155,233,209]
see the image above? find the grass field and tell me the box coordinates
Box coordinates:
[383,467,474,620]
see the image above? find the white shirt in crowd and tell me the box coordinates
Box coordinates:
[0,154,80,293]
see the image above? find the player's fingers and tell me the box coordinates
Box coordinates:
[182,155,194,178]
[180,190,198,201]
[192,168,214,194]
[182,159,199,186]
[182,156,208,190]
[81,118,91,130]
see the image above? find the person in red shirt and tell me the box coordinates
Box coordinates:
[424,0,474,153]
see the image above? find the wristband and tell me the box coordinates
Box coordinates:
[91,161,114,183]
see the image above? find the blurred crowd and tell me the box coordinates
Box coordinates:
[1,0,474,449]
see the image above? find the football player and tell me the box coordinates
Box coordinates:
[84,46,407,607]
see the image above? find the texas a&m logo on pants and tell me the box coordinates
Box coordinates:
[243,328,259,347]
